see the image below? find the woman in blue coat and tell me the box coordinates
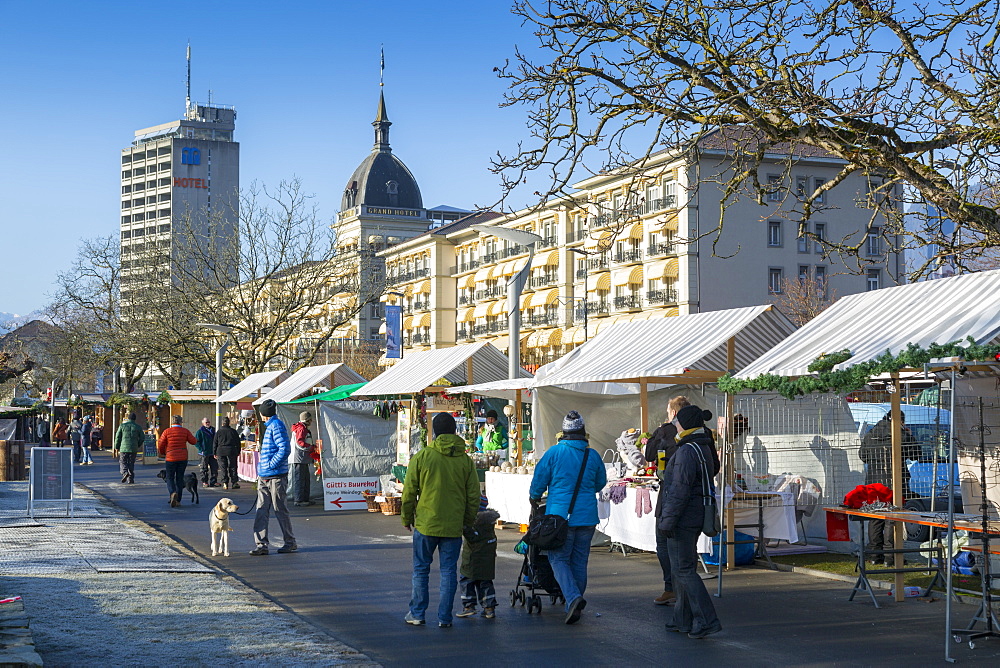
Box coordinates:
[529,410,607,625]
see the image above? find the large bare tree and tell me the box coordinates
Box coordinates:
[497,0,1000,275]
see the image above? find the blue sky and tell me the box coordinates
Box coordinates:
[0,1,539,315]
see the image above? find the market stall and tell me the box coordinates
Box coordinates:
[354,342,531,495]
[729,269,1000,659]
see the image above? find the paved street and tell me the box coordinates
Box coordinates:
[56,451,1000,666]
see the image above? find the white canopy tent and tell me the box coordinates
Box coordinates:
[355,341,531,397]
[736,269,1000,379]
[446,378,536,401]
[216,370,288,404]
[254,364,366,405]
[529,305,796,452]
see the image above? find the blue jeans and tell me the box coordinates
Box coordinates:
[666,527,720,633]
[410,530,462,624]
[165,460,187,498]
[547,525,596,612]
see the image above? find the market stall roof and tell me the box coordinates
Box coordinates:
[355,341,531,396]
[446,377,536,400]
[735,269,1000,379]
[254,363,366,405]
[164,390,219,403]
[533,304,795,388]
[282,382,368,404]
[216,370,288,403]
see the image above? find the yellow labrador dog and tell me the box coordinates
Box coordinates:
[210,498,239,557]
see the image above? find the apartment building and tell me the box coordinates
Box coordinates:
[380,129,903,368]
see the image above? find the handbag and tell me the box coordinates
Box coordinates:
[687,442,721,537]
[525,448,594,550]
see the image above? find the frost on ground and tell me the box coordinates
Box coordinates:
[6,571,376,667]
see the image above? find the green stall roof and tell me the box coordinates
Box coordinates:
[281,382,368,404]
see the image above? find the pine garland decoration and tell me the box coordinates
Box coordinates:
[718,336,1000,399]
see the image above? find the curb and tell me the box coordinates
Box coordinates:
[0,598,44,667]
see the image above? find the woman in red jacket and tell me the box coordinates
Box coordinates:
[158,415,196,507]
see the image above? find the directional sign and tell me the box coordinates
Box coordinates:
[322,476,381,512]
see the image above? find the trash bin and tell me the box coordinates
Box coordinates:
[0,440,26,481]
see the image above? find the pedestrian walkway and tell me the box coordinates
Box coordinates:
[0,481,376,667]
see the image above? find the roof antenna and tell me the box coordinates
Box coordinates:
[185,41,192,115]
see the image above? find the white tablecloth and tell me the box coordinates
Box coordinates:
[485,471,534,525]
[596,486,798,553]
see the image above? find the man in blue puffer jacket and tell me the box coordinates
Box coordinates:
[250,399,296,555]
[529,410,607,625]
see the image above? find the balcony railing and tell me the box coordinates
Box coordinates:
[646,242,675,257]
[525,314,556,327]
[458,259,481,273]
[457,328,471,340]
[645,194,677,213]
[613,295,642,310]
[575,268,588,279]
[488,320,508,333]
[529,274,557,288]
[482,252,500,264]
[646,289,678,304]
[459,295,472,306]
[613,250,642,264]
[474,287,503,300]
[567,229,588,243]
[409,301,429,312]
[411,333,427,344]
[587,257,608,271]
[587,300,609,315]
[472,324,489,336]
[538,235,558,249]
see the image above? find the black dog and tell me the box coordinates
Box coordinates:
[156,469,200,505]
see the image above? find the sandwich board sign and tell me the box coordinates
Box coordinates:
[323,476,381,511]
[29,447,74,518]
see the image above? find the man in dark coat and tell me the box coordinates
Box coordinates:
[213,417,243,490]
[658,405,722,639]
[858,412,921,563]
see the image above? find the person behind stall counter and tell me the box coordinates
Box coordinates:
[475,410,509,459]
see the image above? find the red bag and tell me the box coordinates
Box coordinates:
[826,511,851,541]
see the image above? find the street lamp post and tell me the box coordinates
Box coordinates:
[568,247,596,342]
[198,323,234,431]
[470,225,544,380]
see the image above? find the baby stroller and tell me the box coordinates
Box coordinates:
[509,503,565,614]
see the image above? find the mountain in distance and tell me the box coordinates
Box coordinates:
[0,310,46,334]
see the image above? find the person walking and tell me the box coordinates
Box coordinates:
[69,417,84,463]
[213,417,243,490]
[196,417,219,488]
[37,419,50,445]
[643,395,692,606]
[157,415,196,507]
[250,399,296,555]
[659,405,722,639]
[456,494,500,620]
[91,421,104,450]
[79,416,94,465]
[52,419,68,446]
[291,411,316,506]
[528,410,607,625]
[400,412,480,628]
[113,412,144,483]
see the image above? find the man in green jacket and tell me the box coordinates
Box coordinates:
[113,412,145,484]
[401,412,480,628]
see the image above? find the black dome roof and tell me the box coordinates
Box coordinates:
[341,92,423,211]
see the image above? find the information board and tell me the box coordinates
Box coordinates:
[142,434,158,461]
[29,447,74,517]
[322,476,382,511]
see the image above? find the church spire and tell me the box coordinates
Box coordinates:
[373,90,392,151]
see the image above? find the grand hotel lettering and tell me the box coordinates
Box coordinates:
[367,207,421,217]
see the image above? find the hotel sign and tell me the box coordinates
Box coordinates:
[367,207,422,217]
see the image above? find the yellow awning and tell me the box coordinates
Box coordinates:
[414,279,431,295]
[509,257,528,275]
[488,299,507,316]
[646,259,669,278]
[403,283,414,297]
[526,331,544,348]
[663,307,680,317]
[402,315,415,330]
[540,288,560,305]
[563,326,580,345]
[612,266,643,286]
[629,221,644,240]
[460,273,476,288]
[531,250,559,269]
[521,293,536,310]
[572,326,588,344]
[658,211,679,232]
[584,230,613,251]
[474,266,494,283]
[473,303,490,319]
[416,312,431,327]
[591,272,611,291]
[490,335,510,352]
[545,328,563,347]
[593,317,620,335]
[457,307,474,323]
[663,257,679,278]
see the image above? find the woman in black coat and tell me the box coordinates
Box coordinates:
[657,405,722,639]
[213,416,244,490]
